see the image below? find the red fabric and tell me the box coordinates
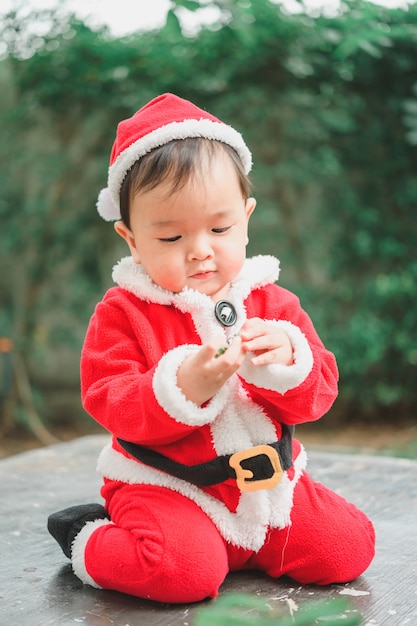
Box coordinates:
[98,93,252,220]
[110,93,221,166]
[242,284,339,425]
[86,484,228,602]
[82,476,375,602]
[81,284,338,449]
[246,472,376,585]
[82,288,203,446]
[78,264,375,602]
[80,279,341,529]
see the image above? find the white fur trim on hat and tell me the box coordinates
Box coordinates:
[98,117,252,221]
[97,187,121,221]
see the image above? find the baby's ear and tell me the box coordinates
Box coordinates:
[245,197,256,220]
[114,221,141,264]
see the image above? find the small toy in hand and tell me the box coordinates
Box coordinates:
[214,346,229,359]
[214,333,240,359]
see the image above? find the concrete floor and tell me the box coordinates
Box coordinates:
[1,434,416,625]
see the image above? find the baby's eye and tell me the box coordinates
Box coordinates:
[159,236,181,243]
[212,226,231,234]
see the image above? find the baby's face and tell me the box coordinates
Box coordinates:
[116,151,255,302]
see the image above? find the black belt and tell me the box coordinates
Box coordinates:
[117,424,294,493]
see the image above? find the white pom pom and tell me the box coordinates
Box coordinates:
[96,187,121,221]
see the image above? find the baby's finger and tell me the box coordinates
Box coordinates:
[239,317,263,340]
[193,339,224,364]
[242,334,277,353]
[250,344,294,366]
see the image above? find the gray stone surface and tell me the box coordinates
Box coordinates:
[1,435,416,625]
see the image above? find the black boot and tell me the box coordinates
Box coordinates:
[47,503,110,559]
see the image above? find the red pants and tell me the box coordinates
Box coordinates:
[79,473,375,603]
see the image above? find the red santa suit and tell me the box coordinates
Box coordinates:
[71,254,375,603]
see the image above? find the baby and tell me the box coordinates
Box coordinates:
[48,93,375,603]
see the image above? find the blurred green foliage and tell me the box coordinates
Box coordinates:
[193,593,361,625]
[0,0,416,428]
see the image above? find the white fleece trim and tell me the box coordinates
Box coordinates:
[270,447,307,528]
[107,118,252,212]
[238,320,313,394]
[71,518,112,588]
[233,255,280,291]
[97,444,307,551]
[112,256,279,305]
[171,288,231,343]
[152,344,230,426]
[175,255,280,344]
[112,257,177,306]
[210,377,278,455]
[112,255,281,346]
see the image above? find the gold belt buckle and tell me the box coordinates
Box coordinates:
[229,445,283,492]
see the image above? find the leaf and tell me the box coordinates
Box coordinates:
[357,39,382,57]
[403,99,417,115]
[193,594,361,626]
[405,129,417,145]
[173,0,202,12]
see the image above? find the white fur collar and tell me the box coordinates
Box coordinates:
[112,255,280,308]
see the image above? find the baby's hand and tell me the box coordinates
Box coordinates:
[240,318,293,366]
[177,335,245,406]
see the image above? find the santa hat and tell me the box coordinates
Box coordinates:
[96,93,253,221]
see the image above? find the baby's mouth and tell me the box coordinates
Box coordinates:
[190,269,216,280]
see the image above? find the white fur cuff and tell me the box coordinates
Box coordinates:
[152,344,230,426]
[71,518,112,588]
[238,320,313,394]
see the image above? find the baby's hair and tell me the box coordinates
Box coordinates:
[119,137,251,228]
